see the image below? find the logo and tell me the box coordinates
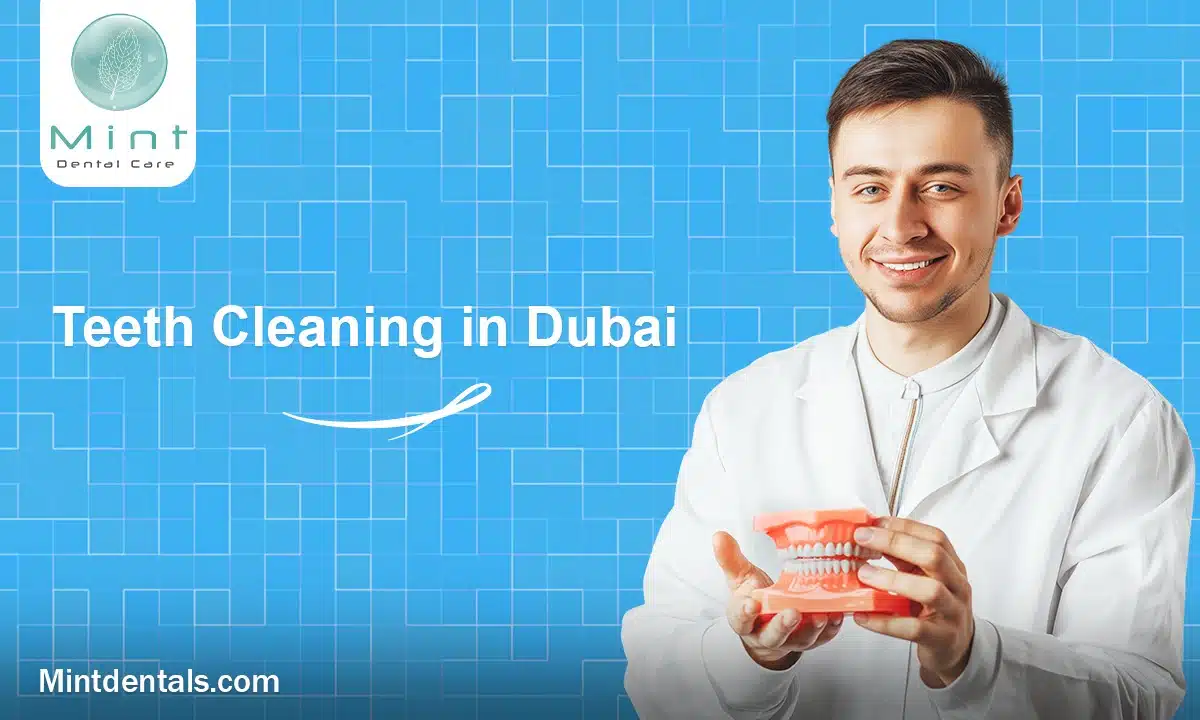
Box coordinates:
[40,0,196,188]
[72,15,167,111]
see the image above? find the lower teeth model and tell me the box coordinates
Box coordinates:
[751,508,917,618]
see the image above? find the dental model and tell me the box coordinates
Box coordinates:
[752,508,916,617]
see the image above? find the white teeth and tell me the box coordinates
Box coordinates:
[779,542,868,562]
[781,559,863,575]
[882,259,935,271]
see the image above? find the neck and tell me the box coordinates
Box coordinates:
[863,290,993,377]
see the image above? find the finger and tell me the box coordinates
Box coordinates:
[785,613,838,650]
[874,518,966,574]
[712,531,768,590]
[728,595,761,636]
[881,553,921,575]
[806,613,844,647]
[757,609,808,648]
[856,564,958,610]
[854,526,963,590]
[853,612,940,644]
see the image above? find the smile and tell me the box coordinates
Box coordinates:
[879,258,941,270]
[871,255,947,279]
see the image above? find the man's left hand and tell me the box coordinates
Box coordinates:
[851,517,975,688]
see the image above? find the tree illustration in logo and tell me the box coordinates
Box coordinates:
[98,28,142,101]
[71,14,167,111]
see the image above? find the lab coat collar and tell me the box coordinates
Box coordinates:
[791,293,1036,413]
[791,293,1038,516]
[971,294,1039,417]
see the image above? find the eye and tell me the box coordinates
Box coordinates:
[927,183,957,194]
[855,185,883,197]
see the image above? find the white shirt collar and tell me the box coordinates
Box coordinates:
[854,293,1006,396]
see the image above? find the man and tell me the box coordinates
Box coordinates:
[621,39,1194,719]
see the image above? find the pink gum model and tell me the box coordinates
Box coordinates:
[752,508,916,617]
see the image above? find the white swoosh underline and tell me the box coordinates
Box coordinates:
[282,382,492,440]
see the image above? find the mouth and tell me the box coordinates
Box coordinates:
[871,255,947,282]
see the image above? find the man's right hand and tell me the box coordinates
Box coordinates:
[713,530,844,669]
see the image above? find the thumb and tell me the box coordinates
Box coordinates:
[712,531,766,590]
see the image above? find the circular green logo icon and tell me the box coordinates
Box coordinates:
[71,14,167,111]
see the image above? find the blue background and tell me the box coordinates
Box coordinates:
[2,0,1200,717]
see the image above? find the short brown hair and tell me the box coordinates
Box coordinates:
[827,39,1014,181]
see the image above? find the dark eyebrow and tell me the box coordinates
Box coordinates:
[840,162,974,180]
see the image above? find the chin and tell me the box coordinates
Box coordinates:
[866,290,956,324]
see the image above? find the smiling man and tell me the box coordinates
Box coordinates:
[621,39,1194,719]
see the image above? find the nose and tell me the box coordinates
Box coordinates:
[878,192,929,244]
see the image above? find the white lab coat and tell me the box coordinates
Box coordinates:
[621,294,1194,719]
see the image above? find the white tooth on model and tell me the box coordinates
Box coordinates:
[841,559,850,573]
[814,542,824,557]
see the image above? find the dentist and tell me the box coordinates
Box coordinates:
[621,39,1194,719]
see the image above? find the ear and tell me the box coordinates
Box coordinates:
[828,176,838,236]
[995,175,1023,237]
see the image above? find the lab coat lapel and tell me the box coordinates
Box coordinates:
[896,296,1039,518]
[794,320,892,514]
[894,393,999,518]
